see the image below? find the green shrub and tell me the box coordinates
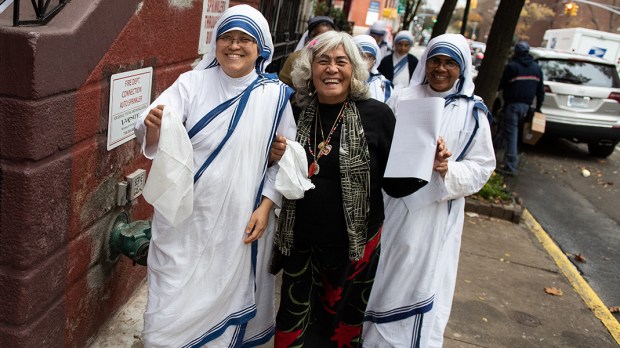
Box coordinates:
[476,171,513,203]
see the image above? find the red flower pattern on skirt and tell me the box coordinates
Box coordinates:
[321,273,343,314]
[275,329,302,348]
[331,322,362,348]
[347,228,381,280]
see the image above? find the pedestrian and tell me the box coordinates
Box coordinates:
[134,5,297,347]
[353,34,393,103]
[363,33,496,348]
[378,30,419,89]
[497,41,545,175]
[279,15,337,88]
[272,31,420,347]
[368,20,392,58]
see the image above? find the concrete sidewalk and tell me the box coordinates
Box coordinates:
[88,213,620,347]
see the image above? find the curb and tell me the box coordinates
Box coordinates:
[465,195,523,223]
[523,209,620,345]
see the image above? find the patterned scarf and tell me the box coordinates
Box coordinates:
[275,97,371,260]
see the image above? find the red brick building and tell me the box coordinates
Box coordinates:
[0,0,303,346]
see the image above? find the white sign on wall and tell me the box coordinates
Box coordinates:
[107,67,153,150]
[0,0,14,14]
[198,0,229,54]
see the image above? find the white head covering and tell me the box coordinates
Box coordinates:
[353,34,382,74]
[369,20,388,39]
[394,30,414,45]
[194,5,273,73]
[410,33,474,97]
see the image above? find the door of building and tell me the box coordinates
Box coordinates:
[260,0,305,73]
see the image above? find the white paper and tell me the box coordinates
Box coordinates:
[384,97,444,181]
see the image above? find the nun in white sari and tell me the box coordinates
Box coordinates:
[134,5,296,348]
[353,34,392,103]
[363,34,495,347]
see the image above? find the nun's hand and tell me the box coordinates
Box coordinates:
[145,105,164,147]
[434,137,452,178]
[145,105,164,129]
[244,198,274,244]
[269,135,287,166]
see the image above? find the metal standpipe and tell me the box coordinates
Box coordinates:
[108,212,152,266]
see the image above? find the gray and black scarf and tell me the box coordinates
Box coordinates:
[275,97,371,260]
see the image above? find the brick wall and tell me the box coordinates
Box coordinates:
[0,0,260,346]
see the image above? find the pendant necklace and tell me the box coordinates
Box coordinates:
[307,102,347,178]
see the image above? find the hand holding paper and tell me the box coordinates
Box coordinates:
[385,97,444,182]
[433,137,452,177]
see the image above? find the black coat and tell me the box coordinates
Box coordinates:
[378,54,419,82]
[499,54,545,110]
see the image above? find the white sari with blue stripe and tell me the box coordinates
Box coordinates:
[364,34,495,348]
[135,5,296,347]
[368,73,392,103]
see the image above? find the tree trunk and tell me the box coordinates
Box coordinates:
[402,0,423,31]
[473,0,526,108]
[460,0,471,36]
[431,0,458,39]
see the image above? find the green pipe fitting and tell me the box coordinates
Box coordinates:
[109,212,152,266]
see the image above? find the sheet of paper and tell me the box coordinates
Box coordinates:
[384,97,444,181]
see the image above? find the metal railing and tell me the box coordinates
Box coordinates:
[11,0,69,26]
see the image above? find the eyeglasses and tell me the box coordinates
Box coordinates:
[426,57,460,70]
[217,34,257,47]
[362,53,376,63]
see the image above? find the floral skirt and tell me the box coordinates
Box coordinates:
[275,228,381,348]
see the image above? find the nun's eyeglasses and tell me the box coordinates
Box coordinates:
[217,35,257,47]
[426,57,459,70]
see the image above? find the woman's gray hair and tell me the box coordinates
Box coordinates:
[291,31,370,106]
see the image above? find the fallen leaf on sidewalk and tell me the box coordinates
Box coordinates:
[581,168,591,177]
[544,287,563,296]
[609,306,619,313]
[574,253,586,263]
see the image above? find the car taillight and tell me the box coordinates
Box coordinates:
[608,92,620,103]
[544,85,552,93]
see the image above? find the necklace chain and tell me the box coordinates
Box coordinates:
[307,102,347,177]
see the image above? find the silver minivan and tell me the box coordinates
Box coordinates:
[529,47,620,157]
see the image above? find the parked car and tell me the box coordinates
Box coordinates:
[468,40,486,69]
[530,47,620,157]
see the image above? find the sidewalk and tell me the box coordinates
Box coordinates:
[89,212,620,347]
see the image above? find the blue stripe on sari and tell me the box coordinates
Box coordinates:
[191,76,261,182]
[393,56,409,77]
[365,296,434,324]
[383,80,392,101]
[182,305,257,348]
[242,324,275,347]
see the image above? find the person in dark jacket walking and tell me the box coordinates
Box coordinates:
[497,41,545,175]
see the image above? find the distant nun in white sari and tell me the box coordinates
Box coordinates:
[353,34,392,103]
[363,34,495,348]
[134,5,296,347]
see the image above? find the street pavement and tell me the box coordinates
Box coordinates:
[89,212,620,347]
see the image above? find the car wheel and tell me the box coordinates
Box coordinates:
[587,141,617,158]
